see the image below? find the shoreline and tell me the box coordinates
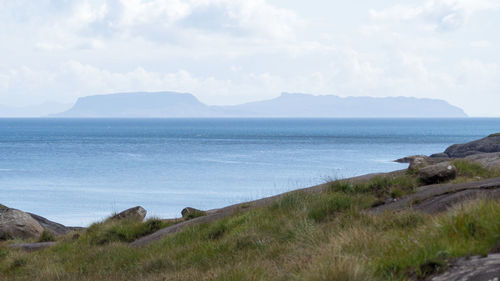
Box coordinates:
[2,118,498,227]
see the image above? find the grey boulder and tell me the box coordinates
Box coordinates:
[419,162,457,184]
[110,206,147,221]
[0,208,44,240]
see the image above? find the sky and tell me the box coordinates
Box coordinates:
[0,0,499,116]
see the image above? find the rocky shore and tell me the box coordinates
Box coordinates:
[2,133,500,280]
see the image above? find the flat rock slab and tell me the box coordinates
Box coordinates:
[370,177,500,214]
[430,254,500,281]
[465,152,500,170]
[8,242,56,252]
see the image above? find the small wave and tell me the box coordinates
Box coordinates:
[373,159,400,164]
[201,159,243,164]
[118,153,145,159]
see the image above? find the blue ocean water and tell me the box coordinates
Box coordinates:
[0,118,499,226]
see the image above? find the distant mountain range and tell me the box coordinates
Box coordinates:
[53,91,467,118]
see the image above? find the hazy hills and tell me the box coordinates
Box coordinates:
[53,91,467,118]
[218,92,467,118]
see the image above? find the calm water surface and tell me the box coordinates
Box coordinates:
[1,118,499,225]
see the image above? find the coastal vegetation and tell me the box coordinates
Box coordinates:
[452,159,500,183]
[2,158,500,280]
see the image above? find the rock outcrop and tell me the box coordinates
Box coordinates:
[110,206,146,221]
[0,208,44,240]
[418,162,457,184]
[432,134,500,158]
[27,212,74,236]
[395,155,448,171]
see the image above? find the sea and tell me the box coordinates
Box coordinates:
[1,118,499,226]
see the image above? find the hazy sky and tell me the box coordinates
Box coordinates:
[0,0,499,116]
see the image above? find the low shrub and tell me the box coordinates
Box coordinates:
[87,218,169,245]
[38,231,56,242]
[9,258,27,272]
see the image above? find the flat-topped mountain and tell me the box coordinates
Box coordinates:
[54,92,212,118]
[55,91,468,118]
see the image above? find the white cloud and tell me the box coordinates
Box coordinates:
[370,0,500,31]
[0,1,499,116]
[370,4,424,21]
[15,0,302,51]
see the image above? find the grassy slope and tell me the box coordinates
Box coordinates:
[1,161,500,281]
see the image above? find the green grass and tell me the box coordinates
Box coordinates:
[452,159,500,183]
[308,193,353,222]
[371,201,500,279]
[1,161,500,280]
[86,218,171,245]
[327,173,420,199]
[488,133,500,137]
[2,195,500,280]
